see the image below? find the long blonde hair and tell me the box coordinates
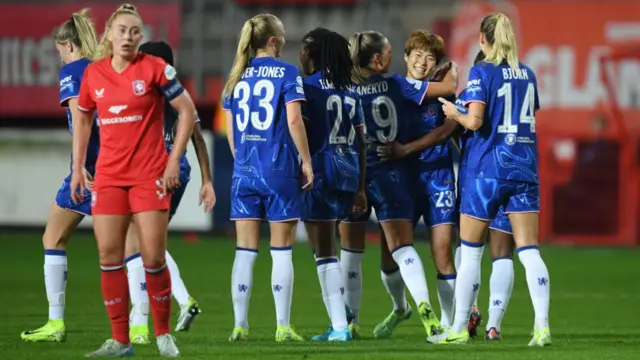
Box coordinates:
[348,31,386,84]
[222,14,282,97]
[480,13,519,70]
[95,4,142,60]
[52,8,98,60]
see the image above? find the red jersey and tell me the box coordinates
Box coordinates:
[78,53,184,187]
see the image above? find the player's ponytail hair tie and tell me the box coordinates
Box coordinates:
[120,4,137,12]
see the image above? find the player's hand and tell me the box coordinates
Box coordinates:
[439,97,460,120]
[352,189,367,215]
[301,161,314,191]
[377,141,408,161]
[70,168,86,204]
[162,159,181,194]
[199,181,216,212]
[83,168,94,191]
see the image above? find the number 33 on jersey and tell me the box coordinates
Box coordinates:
[223,57,305,179]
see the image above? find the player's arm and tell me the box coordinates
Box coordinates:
[354,124,366,192]
[224,109,234,158]
[74,71,96,175]
[441,66,486,131]
[444,101,484,131]
[168,93,197,166]
[71,97,93,173]
[430,61,459,95]
[424,63,458,99]
[286,101,311,165]
[190,119,212,185]
[283,72,311,165]
[400,118,459,156]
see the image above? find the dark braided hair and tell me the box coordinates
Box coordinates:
[302,28,353,90]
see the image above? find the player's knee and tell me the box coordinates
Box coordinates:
[315,237,336,258]
[98,248,125,266]
[489,230,514,259]
[42,232,68,250]
[141,251,167,269]
[380,248,398,272]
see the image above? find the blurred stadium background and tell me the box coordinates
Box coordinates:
[1,1,640,358]
[2,0,640,245]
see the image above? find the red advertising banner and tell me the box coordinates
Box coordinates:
[0,3,181,116]
[449,0,640,134]
[450,1,640,245]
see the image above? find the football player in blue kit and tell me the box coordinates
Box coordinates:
[222,14,313,343]
[452,51,517,341]
[434,13,551,346]
[21,9,101,343]
[372,30,460,339]
[122,40,216,345]
[338,30,456,338]
[298,28,367,342]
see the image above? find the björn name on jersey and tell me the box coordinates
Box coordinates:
[502,67,530,80]
[242,66,286,79]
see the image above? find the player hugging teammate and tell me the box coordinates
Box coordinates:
[26,3,552,354]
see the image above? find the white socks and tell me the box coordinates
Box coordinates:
[517,246,550,330]
[316,257,348,331]
[125,254,148,326]
[380,269,408,312]
[44,250,67,321]
[231,247,258,329]
[166,251,190,307]
[340,248,363,323]
[486,257,514,331]
[391,245,430,306]
[271,247,294,328]
[436,273,456,328]
[452,241,484,334]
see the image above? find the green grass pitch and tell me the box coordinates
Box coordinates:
[1,232,639,359]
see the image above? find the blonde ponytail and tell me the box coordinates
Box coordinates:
[348,31,386,84]
[222,14,283,98]
[223,20,254,97]
[95,4,141,60]
[481,13,519,70]
[52,8,98,60]
[71,9,98,60]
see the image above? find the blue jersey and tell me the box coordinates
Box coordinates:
[409,95,454,172]
[59,58,100,169]
[223,57,305,179]
[354,74,428,169]
[302,72,364,192]
[461,62,540,183]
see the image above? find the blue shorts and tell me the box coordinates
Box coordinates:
[302,189,355,222]
[345,167,413,222]
[55,172,92,216]
[414,190,457,227]
[230,176,301,222]
[459,177,539,221]
[488,207,513,234]
[412,168,457,227]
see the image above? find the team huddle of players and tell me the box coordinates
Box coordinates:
[19,3,552,358]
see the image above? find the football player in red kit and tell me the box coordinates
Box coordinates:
[70,4,197,357]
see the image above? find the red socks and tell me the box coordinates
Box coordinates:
[100,265,130,344]
[144,264,172,336]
